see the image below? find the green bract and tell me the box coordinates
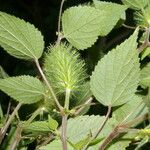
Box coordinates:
[44,43,86,94]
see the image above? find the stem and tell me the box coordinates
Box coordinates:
[61,115,68,150]
[64,88,71,109]
[83,106,111,150]
[0,103,21,145]
[122,24,136,30]
[138,28,150,53]
[56,0,65,45]
[98,113,149,150]
[35,59,63,112]
[74,97,93,116]
[94,106,112,138]
[61,88,70,150]
[9,108,42,150]
[98,126,119,150]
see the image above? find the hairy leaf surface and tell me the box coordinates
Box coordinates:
[113,96,148,124]
[62,5,126,50]
[24,121,51,132]
[90,29,139,106]
[67,115,105,144]
[93,0,126,35]
[39,140,74,150]
[0,76,45,104]
[0,12,44,60]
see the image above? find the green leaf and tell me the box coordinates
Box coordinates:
[0,66,9,78]
[39,140,74,150]
[0,12,44,60]
[141,47,150,60]
[93,0,126,32]
[90,29,139,106]
[113,96,148,124]
[24,121,51,132]
[66,115,105,144]
[140,63,150,87]
[48,115,58,131]
[44,43,86,94]
[0,76,45,104]
[62,5,126,50]
[122,0,149,10]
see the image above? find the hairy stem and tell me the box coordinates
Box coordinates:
[0,103,21,145]
[35,59,63,112]
[9,107,42,150]
[61,88,70,150]
[56,0,65,45]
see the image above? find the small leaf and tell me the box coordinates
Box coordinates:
[44,43,86,94]
[122,0,149,10]
[0,12,44,60]
[39,140,74,150]
[62,5,126,50]
[141,47,150,60]
[0,76,45,104]
[113,96,148,124]
[24,121,51,132]
[90,29,139,106]
[0,66,9,78]
[140,63,150,88]
[48,115,58,130]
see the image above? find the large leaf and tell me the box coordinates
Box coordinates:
[66,115,105,144]
[0,76,45,104]
[140,63,150,88]
[62,5,126,50]
[90,29,139,106]
[0,12,44,60]
[113,96,148,124]
[39,140,74,150]
[122,0,149,10]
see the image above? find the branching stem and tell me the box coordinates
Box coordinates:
[56,0,65,45]
[10,107,43,150]
[98,113,149,150]
[0,103,21,145]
